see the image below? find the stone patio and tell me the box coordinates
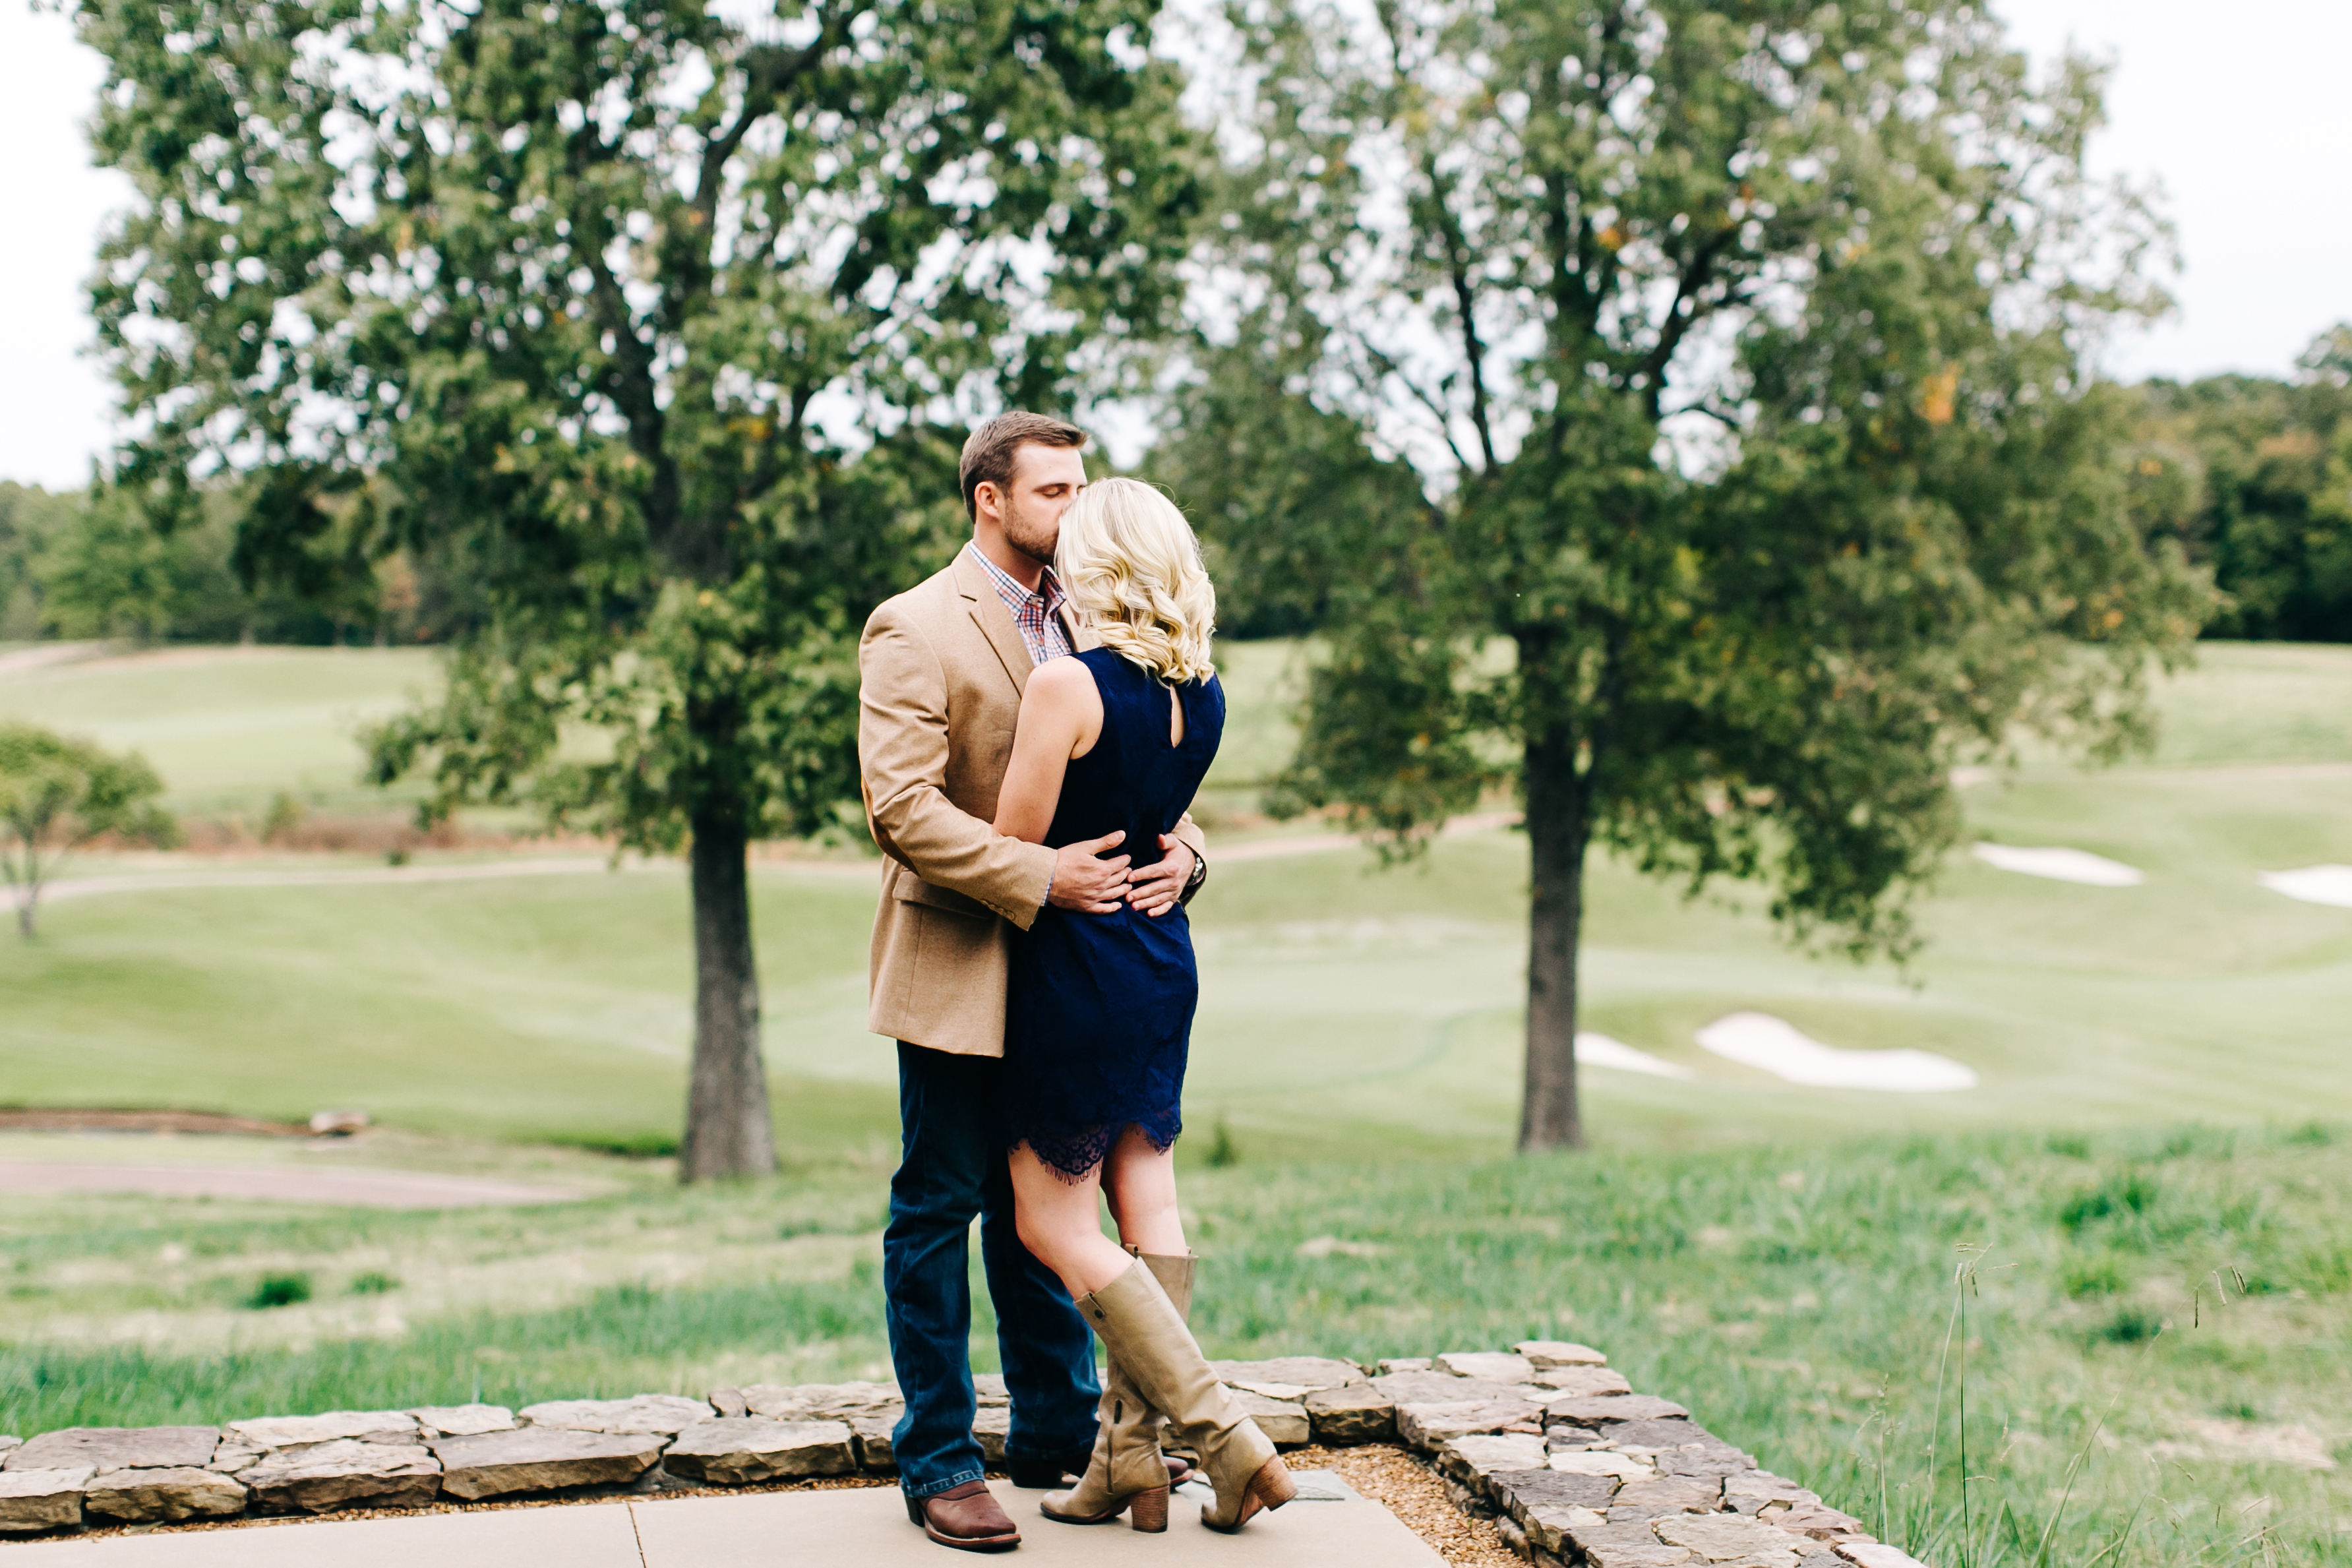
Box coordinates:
[0,1341,1935,1567]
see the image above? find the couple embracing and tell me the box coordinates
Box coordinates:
[857,412,1296,1551]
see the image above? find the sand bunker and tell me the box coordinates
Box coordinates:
[1695,1012,1977,1093]
[1972,842,2144,886]
[1575,1033,1696,1080]
[2257,864,2352,909]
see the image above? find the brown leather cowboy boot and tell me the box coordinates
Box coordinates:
[905,1480,1021,1552]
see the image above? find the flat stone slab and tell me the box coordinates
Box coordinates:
[740,1382,901,1421]
[1516,1340,1610,1368]
[1548,1394,1690,1426]
[1395,1399,1543,1448]
[1212,1357,1367,1396]
[409,1405,516,1438]
[1371,1370,1539,1405]
[1306,1384,1396,1443]
[1654,1511,1805,1564]
[1534,1365,1633,1397]
[520,1395,712,1435]
[0,1468,92,1534]
[229,1411,418,1449]
[1437,1433,1549,1485]
[1228,1392,1309,1447]
[662,1420,854,1484]
[6,1428,219,1473]
[430,1429,665,1499]
[1434,1351,1534,1383]
[972,1405,1010,1461]
[82,1467,247,1523]
[241,1439,440,1514]
[1613,1475,1723,1517]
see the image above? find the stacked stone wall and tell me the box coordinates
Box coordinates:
[0,1341,1931,1566]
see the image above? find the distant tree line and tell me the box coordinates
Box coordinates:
[0,481,485,646]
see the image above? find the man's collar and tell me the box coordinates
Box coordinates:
[965,538,1060,606]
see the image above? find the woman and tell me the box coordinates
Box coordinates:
[990,477,1295,1535]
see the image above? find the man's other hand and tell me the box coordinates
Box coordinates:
[1048,831,1131,913]
[1127,835,1196,918]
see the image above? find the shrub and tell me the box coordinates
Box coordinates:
[245,1273,313,1310]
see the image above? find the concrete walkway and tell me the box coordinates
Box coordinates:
[11,1476,1439,1566]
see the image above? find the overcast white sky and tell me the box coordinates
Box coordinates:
[1,1,2346,490]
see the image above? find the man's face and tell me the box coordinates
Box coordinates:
[988,444,1089,567]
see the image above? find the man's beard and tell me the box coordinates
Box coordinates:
[1002,502,1058,569]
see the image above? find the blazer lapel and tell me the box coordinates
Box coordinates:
[953,548,1034,696]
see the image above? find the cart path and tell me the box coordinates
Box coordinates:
[34,812,1524,906]
[0,1161,584,1208]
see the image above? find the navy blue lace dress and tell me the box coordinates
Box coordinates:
[998,647,1225,1180]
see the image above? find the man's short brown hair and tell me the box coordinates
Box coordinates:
[959,411,1087,519]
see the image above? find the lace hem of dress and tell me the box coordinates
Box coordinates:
[1017,1115,1182,1184]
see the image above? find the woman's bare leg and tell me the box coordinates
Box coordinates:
[1010,1145,1135,1300]
[1100,1126,1186,1257]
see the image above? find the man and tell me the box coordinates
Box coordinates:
[858,411,1208,1552]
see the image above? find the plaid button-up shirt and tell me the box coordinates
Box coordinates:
[967,541,1073,666]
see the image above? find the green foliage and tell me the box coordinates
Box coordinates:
[1184,0,2217,1145]
[244,1272,313,1310]
[0,723,177,938]
[346,1272,400,1296]
[0,486,82,641]
[2126,324,2352,642]
[76,0,1196,849]
[74,0,1198,1170]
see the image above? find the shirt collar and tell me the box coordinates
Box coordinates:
[966,539,1064,614]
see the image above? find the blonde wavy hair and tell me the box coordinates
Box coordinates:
[1054,477,1217,684]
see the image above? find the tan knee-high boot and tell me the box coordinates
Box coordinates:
[1041,1251,1195,1531]
[1072,1259,1295,1532]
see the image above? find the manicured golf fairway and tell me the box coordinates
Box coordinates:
[4,640,2349,1154]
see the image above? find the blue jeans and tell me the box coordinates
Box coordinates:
[885,1042,1101,1498]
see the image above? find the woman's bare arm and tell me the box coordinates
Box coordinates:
[994,657,1106,845]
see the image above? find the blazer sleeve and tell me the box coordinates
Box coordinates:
[859,602,1056,931]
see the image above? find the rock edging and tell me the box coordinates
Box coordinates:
[0,1342,1931,1565]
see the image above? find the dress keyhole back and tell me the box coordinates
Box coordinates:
[1166,682,1186,748]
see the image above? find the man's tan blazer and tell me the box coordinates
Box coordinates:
[858,548,1207,1057]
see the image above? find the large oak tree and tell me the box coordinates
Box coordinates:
[78,0,1194,1176]
[1186,0,2214,1148]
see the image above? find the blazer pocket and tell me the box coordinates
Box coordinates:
[893,871,996,923]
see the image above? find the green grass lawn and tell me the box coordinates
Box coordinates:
[2,638,2351,1563]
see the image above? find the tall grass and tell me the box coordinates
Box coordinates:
[5,1123,2347,1564]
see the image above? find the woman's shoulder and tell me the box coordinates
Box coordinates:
[1027,652,1104,701]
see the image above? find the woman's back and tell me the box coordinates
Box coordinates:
[1001,648,1224,1180]
[1043,649,1224,866]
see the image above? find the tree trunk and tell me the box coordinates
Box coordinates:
[1519,723,1590,1152]
[678,808,777,1181]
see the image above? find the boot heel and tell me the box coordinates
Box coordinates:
[1249,1457,1297,1514]
[1128,1486,1170,1532]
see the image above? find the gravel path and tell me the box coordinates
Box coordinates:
[1289,1445,1521,1567]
